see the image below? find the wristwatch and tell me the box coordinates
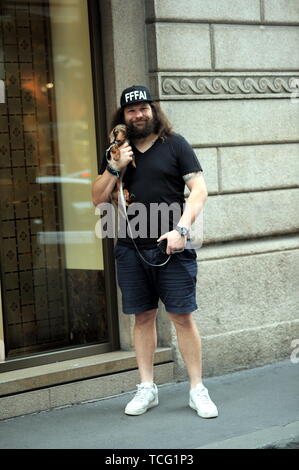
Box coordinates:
[174,225,189,237]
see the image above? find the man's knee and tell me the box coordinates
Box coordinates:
[167,312,193,327]
[135,309,157,326]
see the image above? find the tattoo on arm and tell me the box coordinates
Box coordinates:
[183,171,202,183]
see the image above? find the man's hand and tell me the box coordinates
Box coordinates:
[157,230,186,255]
[109,142,134,171]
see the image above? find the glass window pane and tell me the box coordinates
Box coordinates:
[0,0,109,357]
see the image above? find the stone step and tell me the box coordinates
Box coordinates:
[0,348,174,420]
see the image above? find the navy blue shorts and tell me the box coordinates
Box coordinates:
[114,244,198,315]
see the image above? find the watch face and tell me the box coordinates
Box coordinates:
[177,226,188,236]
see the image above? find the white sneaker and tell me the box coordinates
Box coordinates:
[125,383,159,416]
[189,384,218,418]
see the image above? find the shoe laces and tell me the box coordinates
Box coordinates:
[133,384,154,401]
[193,386,211,404]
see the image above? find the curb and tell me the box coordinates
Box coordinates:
[196,420,299,449]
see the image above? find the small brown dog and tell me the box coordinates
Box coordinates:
[108,124,135,206]
[109,124,136,168]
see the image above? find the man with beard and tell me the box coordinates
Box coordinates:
[92,85,218,419]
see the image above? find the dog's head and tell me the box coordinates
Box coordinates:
[109,124,128,145]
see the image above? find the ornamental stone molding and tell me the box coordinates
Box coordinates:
[149,72,299,100]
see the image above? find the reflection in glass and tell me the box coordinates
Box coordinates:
[0,0,108,357]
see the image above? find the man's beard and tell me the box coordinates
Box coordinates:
[126,117,156,139]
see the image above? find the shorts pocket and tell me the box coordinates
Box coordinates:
[177,248,197,260]
[114,244,129,259]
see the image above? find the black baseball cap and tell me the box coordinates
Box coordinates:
[120,85,153,108]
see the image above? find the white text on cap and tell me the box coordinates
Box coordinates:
[125,90,148,103]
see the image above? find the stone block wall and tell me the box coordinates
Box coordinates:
[145,0,299,378]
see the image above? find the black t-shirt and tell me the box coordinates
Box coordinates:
[99,133,203,248]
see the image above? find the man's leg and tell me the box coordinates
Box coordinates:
[167,312,202,387]
[168,311,218,418]
[124,308,159,415]
[134,308,158,383]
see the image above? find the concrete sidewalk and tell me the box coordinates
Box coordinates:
[0,360,298,449]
